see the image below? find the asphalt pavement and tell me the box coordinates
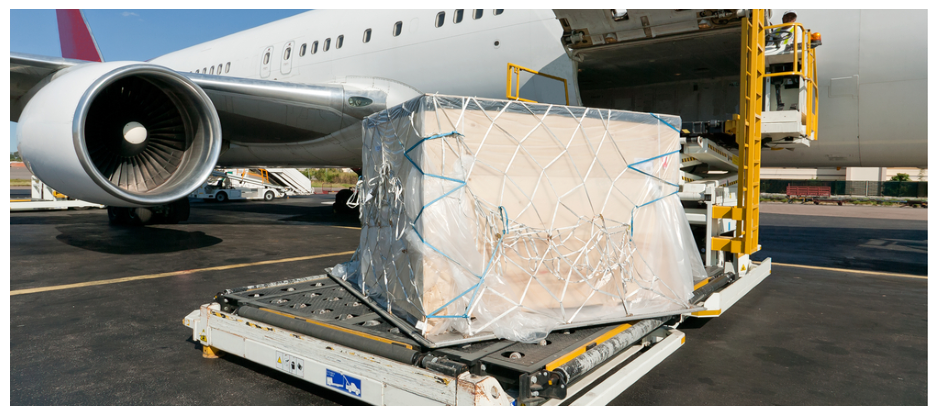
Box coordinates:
[612,203,928,405]
[9,198,928,405]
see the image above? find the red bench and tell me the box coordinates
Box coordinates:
[786,185,840,205]
[786,185,830,197]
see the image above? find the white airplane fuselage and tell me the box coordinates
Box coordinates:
[759,9,927,168]
[154,10,573,98]
[147,9,925,169]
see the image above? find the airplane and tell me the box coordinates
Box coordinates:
[10,9,927,223]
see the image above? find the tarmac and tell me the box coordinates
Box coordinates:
[9,196,928,405]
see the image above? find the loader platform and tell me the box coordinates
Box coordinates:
[185,258,769,406]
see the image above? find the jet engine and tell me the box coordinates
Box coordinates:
[17,61,222,207]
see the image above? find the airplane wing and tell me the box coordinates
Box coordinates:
[188,73,419,146]
[11,52,421,145]
[11,53,86,120]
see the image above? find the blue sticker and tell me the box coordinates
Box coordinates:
[326,369,362,397]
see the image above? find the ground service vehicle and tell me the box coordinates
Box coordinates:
[190,170,288,202]
[184,10,802,405]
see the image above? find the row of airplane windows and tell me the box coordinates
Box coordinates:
[192,9,504,74]
[193,62,230,75]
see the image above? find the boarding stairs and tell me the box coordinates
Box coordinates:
[265,168,313,195]
[218,168,312,196]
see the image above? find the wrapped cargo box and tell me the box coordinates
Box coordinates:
[333,95,705,344]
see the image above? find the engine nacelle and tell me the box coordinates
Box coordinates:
[17,61,222,207]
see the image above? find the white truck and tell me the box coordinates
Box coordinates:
[190,170,288,202]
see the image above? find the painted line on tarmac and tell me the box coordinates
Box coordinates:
[10,250,356,296]
[768,262,927,280]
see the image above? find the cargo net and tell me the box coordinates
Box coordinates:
[335,95,702,343]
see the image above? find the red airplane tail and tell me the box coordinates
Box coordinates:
[56,9,103,62]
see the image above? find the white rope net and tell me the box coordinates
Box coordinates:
[334,95,705,343]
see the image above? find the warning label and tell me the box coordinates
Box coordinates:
[275,351,305,378]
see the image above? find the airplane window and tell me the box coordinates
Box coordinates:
[393,21,402,37]
[324,38,331,51]
[473,9,483,19]
[494,9,504,16]
[210,66,215,75]
[454,9,464,23]
[363,28,372,43]
[337,35,344,49]
[283,47,292,60]
[195,69,199,73]
[299,43,307,56]
[225,62,230,73]
[312,41,319,54]
[436,12,445,28]
[203,67,208,73]
[218,63,223,73]
[263,52,270,65]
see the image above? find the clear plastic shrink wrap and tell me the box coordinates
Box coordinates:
[333,95,705,343]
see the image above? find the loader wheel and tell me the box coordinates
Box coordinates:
[107,207,130,226]
[264,191,275,201]
[333,189,356,215]
[165,198,190,224]
[215,192,228,203]
[127,207,153,226]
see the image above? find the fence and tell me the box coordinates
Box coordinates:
[761,180,927,198]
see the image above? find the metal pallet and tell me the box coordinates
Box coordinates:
[193,273,718,405]
[185,297,686,405]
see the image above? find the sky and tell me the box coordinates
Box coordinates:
[9,9,309,153]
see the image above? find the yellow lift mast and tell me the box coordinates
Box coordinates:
[714,9,819,265]
[713,9,766,259]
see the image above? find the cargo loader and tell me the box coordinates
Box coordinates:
[184,9,813,405]
[10,175,105,211]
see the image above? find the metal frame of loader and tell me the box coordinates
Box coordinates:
[183,9,782,405]
[10,176,105,212]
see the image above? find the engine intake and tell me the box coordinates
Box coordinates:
[17,62,221,207]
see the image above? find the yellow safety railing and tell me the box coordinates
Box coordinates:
[764,22,819,140]
[506,63,570,105]
[244,169,270,183]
